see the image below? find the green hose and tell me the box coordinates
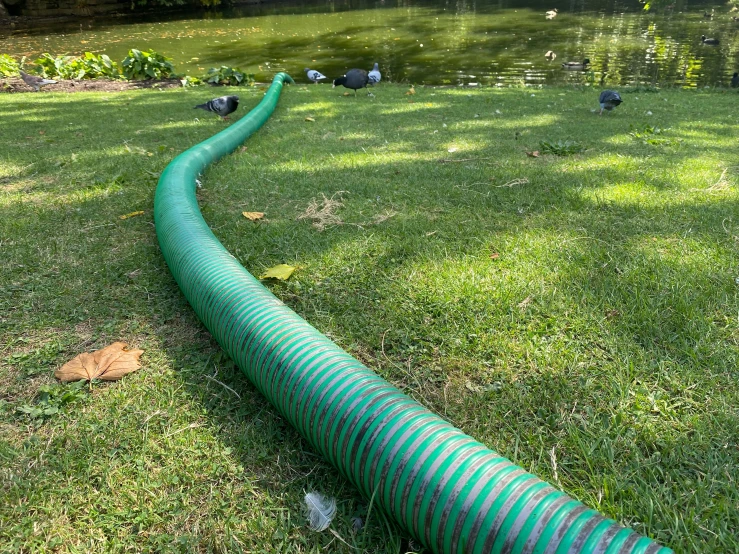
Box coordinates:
[154,73,672,554]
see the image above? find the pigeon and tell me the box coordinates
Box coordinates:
[545,50,557,62]
[562,58,590,71]
[333,69,371,97]
[599,90,622,115]
[368,62,381,85]
[194,95,239,119]
[304,68,326,84]
[20,70,57,92]
[701,35,720,45]
[732,72,739,88]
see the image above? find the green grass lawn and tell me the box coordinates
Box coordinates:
[1,82,738,553]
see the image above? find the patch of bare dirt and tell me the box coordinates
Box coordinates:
[0,77,184,94]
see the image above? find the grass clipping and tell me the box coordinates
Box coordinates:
[298,192,345,231]
[55,342,144,382]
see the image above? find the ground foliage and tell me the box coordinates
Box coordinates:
[0,84,738,553]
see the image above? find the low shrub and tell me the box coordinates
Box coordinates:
[204,65,255,86]
[122,49,175,80]
[35,52,120,80]
[0,54,20,77]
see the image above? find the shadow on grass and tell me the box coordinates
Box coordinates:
[1,84,737,552]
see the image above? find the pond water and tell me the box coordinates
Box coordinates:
[2,0,738,87]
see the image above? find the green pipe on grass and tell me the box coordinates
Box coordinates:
[154,72,672,554]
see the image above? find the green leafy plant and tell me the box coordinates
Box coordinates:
[204,65,255,86]
[121,49,175,80]
[16,381,88,422]
[180,75,204,87]
[34,52,120,80]
[0,54,20,77]
[539,139,585,156]
[629,124,679,146]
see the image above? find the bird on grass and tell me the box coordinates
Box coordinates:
[20,70,57,92]
[701,35,720,45]
[545,50,557,62]
[368,62,381,85]
[731,72,739,88]
[562,58,590,71]
[194,95,239,119]
[333,68,371,97]
[304,68,326,84]
[598,90,622,115]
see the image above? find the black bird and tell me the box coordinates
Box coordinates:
[701,35,720,45]
[19,70,57,92]
[333,69,370,96]
[731,72,739,88]
[599,90,622,115]
[562,58,591,71]
[194,95,239,119]
[703,10,713,18]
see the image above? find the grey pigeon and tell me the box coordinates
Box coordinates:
[194,95,239,119]
[20,70,57,92]
[599,90,622,115]
[368,63,381,85]
[701,35,720,45]
[333,69,371,97]
[304,68,326,84]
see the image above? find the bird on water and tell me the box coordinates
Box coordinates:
[194,95,239,119]
[20,70,57,92]
[701,35,720,45]
[562,58,590,71]
[598,90,622,115]
[333,68,371,96]
[304,68,326,84]
[545,50,557,62]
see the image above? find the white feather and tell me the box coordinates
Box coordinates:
[304,492,336,532]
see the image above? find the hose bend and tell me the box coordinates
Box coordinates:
[154,73,672,554]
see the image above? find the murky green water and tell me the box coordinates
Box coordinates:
[2,0,738,87]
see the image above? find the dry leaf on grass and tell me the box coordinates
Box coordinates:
[55,342,144,382]
[242,211,265,221]
[259,264,296,280]
[526,151,540,158]
[119,210,144,220]
[305,117,316,122]
[406,86,416,95]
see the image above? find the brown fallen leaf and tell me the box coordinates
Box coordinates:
[55,342,144,382]
[119,210,144,220]
[406,86,416,95]
[526,151,540,158]
[242,211,265,221]
[343,92,351,96]
[490,252,500,260]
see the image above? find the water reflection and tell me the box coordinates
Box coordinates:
[1,0,738,87]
